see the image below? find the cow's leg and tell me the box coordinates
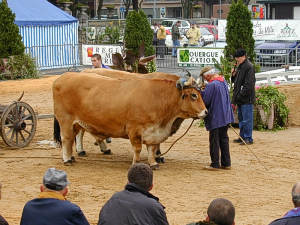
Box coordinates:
[93,136,112,155]
[61,124,75,165]
[147,144,159,170]
[154,144,165,164]
[129,137,142,164]
[75,129,87,157]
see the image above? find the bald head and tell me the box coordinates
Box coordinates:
[292,182,300,207]
[207,198,235,225]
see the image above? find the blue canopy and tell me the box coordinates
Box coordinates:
[6,0,77,26]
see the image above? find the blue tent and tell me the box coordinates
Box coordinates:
[6,0,79,69]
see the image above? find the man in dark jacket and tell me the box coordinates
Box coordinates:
[231,48,256,145]
[187,198,235,225]
[200,66,234,170]
[171,21,181,57]
[20,168,90,225]
[98,163,169,225]
[269,182,300,225]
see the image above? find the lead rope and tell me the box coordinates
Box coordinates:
[160,119,195,157]
[229,124,268,171]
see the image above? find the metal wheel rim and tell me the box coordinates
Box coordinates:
[0,101,37,148]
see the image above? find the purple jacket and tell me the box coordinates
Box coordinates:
[201,79,234,131]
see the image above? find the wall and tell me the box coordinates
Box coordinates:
[277,84,300,126]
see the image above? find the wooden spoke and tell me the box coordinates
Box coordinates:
[1,102,37,148]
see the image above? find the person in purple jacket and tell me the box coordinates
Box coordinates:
[200,66,234,170]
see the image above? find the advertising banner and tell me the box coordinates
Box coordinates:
[218,20,300,41]
[177,48,224,67]
[82,45,122,65]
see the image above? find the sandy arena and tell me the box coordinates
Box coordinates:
[0,75,300,225]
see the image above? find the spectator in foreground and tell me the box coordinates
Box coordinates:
[268,182,300,225]
[188,198,235,225]
[20,168,89,225]
[97,163,169,225]
[200,66,234,170]
[0,182,9,225]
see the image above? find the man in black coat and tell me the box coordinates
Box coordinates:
[231,48,256,145]
[97,163,169,225]
[268,182,300,225]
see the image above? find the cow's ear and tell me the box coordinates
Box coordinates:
[112,53,124,66]
[125,50,137,65]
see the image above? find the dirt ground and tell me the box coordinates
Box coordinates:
[0,76,300,225]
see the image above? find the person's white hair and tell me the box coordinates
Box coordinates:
[203,68,215,76]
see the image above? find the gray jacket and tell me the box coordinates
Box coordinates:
[98,183,169,225]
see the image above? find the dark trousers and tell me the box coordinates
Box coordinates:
[209,125,231,168]
[157,39,166,58]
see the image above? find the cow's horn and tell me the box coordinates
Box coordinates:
[183,76,196,86]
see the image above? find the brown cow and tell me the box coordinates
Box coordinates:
[53,72,207,168]
[76,68,181,161]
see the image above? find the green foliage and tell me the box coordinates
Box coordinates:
[124,10,154,57]
[104,26,120,44]
[255,86,289,129]
[225,0,255,62]
[0,54,38,80]
[0,0,25,58]
[213,56,235,87]
[146,61,156,73]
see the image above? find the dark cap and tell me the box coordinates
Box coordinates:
[43,168,70,191]
[191,21,196,25]
[234,48,246,58]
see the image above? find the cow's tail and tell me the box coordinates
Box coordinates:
[53,117,62,147]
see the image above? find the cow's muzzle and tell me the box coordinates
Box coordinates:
[198,109,208,119]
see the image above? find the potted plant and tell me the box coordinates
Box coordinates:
[255,85,289,130]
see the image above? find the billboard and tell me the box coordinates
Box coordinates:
[218,20,300,41]
[82,45,122,65]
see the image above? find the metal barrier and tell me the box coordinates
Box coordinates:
[255,44,300,71]
[24,43,300,74]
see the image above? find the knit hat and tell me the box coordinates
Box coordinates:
[43,168,70,191]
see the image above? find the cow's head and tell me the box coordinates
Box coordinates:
[177,76,207,119]
[112,43,155,74]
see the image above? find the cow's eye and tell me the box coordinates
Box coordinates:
[191,93,198,100]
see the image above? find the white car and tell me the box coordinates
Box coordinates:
[161,19,190,36]
[199,27,215,45]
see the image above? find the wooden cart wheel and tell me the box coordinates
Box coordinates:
[0,102,37,148]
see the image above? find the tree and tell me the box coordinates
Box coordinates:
[124,10,154,58]
[132,0,138,11]
[225,0,255,62]
[181,0,196,18]
[123,0,131,18]
[97,0,104,19]
[0,0,25,58]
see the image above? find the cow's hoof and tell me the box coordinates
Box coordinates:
[155,157,165,164]
[78,151,87,157]
[71,156,76,162]
[150,164,159,170]
[102,149,111,155]
[64,160,73,166]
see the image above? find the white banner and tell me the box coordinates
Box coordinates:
[177,48,224,66]
[218,20,300,41]
[82,45,122,66]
